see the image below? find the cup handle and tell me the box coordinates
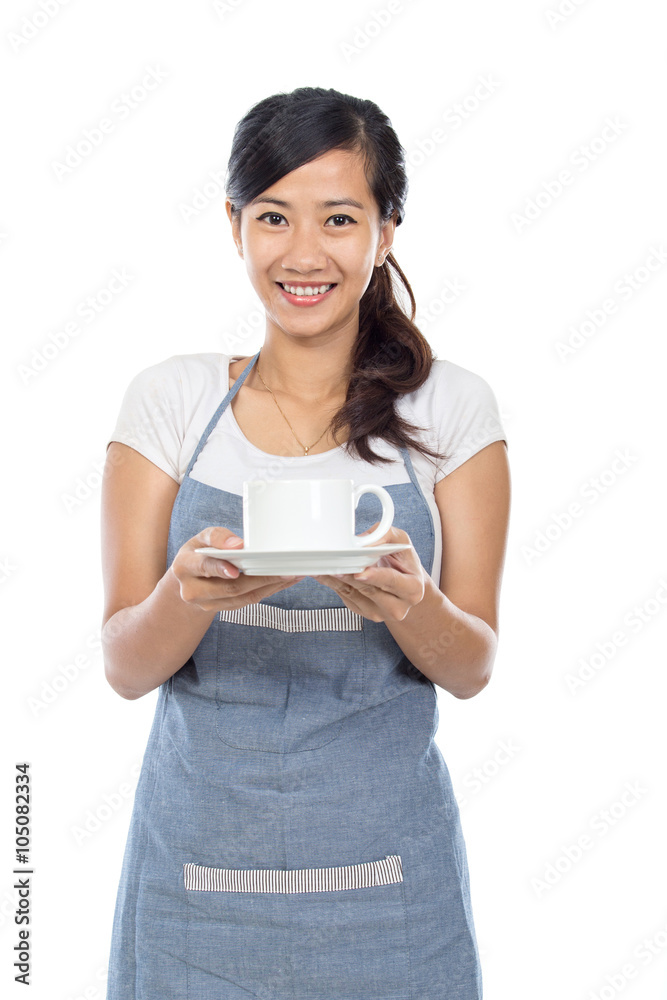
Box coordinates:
[352,485,394,547]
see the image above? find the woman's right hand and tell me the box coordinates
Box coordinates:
[171,526,304,613]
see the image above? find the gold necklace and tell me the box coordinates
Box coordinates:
[255,356,332,456]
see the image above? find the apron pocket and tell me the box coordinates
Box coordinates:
[184,853,403,893]
[184,855,412,1000]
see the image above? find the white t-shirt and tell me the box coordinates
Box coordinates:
[107,353,508,585]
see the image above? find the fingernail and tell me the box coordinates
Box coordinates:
[222,566,235,577]
[226,536,243,546]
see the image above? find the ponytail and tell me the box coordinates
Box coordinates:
[329,251,449,468]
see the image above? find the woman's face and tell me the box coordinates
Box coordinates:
[225,147,396,344]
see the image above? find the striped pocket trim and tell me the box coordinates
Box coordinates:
[218,604,363,632]
[183,854,403,894]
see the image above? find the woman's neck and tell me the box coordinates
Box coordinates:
[251,341,354,405]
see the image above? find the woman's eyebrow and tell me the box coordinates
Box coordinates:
[249,197,365,210]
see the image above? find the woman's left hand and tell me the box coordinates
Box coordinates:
[313,524,425,622]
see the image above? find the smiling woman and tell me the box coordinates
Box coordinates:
[102,85,510,1000]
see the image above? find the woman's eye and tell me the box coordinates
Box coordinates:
[257,213,286,226]
[326,215,356,227]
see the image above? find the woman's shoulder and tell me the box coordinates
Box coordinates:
[401,356,506,458]
[127,351,227,380]
[404,356,500,409]
[119,352,230,400]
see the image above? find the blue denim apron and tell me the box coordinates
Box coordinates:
[106,352,483,999]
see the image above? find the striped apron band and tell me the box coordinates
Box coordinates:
[183,855,403,894]
[218,604,363,632]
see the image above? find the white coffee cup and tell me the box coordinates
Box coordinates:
[242,479,395,551]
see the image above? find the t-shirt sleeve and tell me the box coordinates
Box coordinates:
[106,357,184,482]
[433,364,508,483]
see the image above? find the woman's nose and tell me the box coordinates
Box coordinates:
[281,229,327,273]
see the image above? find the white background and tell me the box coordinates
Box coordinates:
[2,1,666,998]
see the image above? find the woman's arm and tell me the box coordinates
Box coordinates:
[383,439,510,698]
[100,443,302,701]
[100,443,218,700]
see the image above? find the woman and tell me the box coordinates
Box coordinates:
[102,86,510,999]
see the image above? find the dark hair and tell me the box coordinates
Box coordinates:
[225,86,450,470]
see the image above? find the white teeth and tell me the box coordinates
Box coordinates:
[282,283,333,296]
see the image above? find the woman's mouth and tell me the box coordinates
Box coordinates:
[276,282,337,306]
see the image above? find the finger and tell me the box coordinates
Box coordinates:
[364,548,421,581]
[352,581,415,620]
[191,528,244,577]
[193,549,296,587]
[330,578,408,621]
[353,562,410,586]
[192,575,304,611]
[330,564,400,589]
[343,565,424,614]
[359,564,424,601]
[315,572,414,621]
[197,526,245,548]
[359,522,391,546]
[195,552,241,580]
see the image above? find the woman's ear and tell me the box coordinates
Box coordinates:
[225,199,243,257]
[379,212,397,259]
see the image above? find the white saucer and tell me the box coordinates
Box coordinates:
[193,543,412,576]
